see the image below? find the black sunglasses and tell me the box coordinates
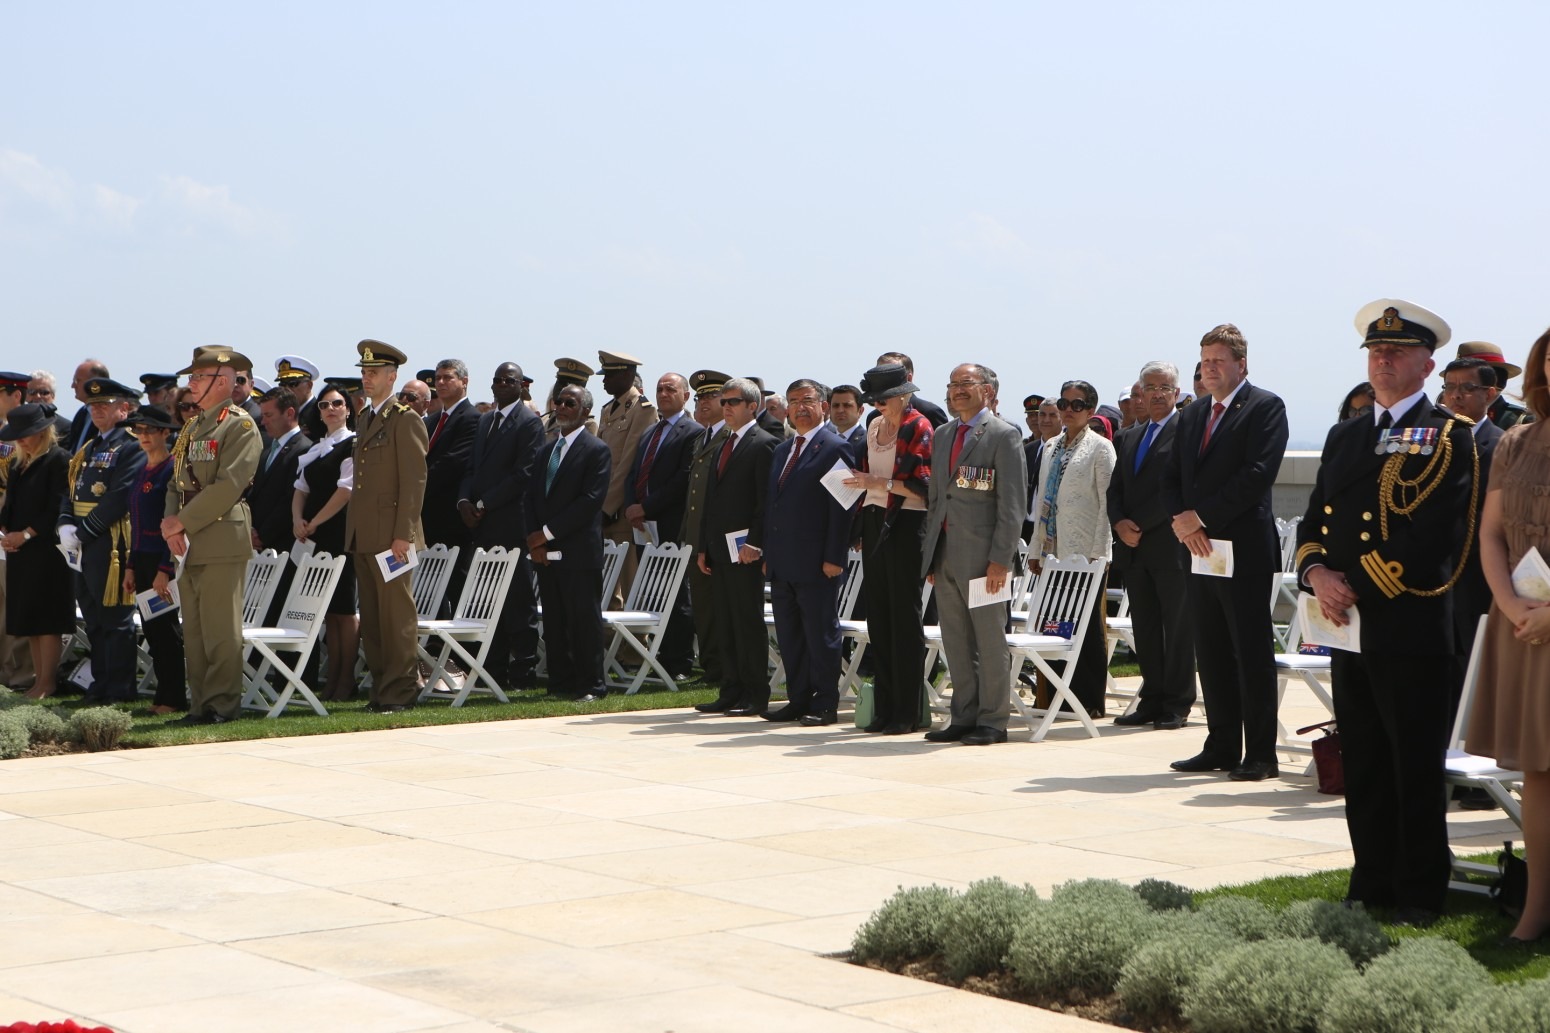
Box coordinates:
[1055,398,1092,412]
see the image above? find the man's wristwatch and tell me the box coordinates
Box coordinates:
[21,529,32,542]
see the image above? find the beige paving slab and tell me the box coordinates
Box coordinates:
[98,980,468,1033]
[804,785,1027,819]
[229,838,518,886]
[0,839,193,882]
[242,781,479,818]
[1063,825,1337,867]
[919,801,1181,842]
[428,768,654,802]
[691,863,971,919]
[879,842,1183,889]
[238,917,558,978]
[442,818,709,861]
[0,763,123,794]
[341,861,646,914]
[0,883,90,921]
[46,800,302,838]
[685,769,907,801]
[0,782,210,816]
[744,821,1026,864]
[628,799,889,839]
[339,801,591,838]
[554,838,842,887]
[468,887,794,946]
[1147,860,1314,891]
[134,817,400,860]
[846,985,1110,1031]
[503,984,899,1033]
[327,754,554,783]
[737,912,876,953]
[524,782,762,819]
[0,815,108,848]
[0,913,196,968]
[0,943,327,1014]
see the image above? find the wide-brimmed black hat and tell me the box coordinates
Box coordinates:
[0,403,58,441]
[858,363,919,403]
[116,405,179,432]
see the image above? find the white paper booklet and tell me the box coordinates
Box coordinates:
[375,544,419,583]
[57,540,82,572]
[1297,592,1360,652]
[1190,539,1234,578]
[725,529,750,563]
[1512,547,1550,602]
[631,521,659,547]
[968,576,1014,609]
[820,459,865,509]
[290,538,316,566]
[136,582,181,622]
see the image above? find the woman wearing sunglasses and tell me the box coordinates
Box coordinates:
[290,384,359,701]
[1032,380,1116,717]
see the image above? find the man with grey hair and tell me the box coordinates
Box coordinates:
[424,358,481,612]
[1108,361,1195,729]
[27,370,73,440]
[64,359,110,453]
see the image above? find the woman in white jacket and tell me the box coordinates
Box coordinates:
[1033,379,1116,715]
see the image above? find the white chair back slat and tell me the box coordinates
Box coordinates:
[1276,516,1302,572]
[411,543,459,620]
[622,542,692,616]
[836,548,865,620]
[599,540,629,606]
[1026,554,1103,643]
[275,552,346,636]
[454,546,521,624]
[241,550,287,628]
[1450,614,1491,750]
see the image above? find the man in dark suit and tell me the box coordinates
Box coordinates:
[1298,299,1477,926]
[747,377,791,439]
[920,363,1028,746]
[526,384,611,702]
[681,371,730,681]
[623,372,701,677]
[695,377,778,716]
[422,359,480,611]
[1438,357,1505,714]
[250,386,313,625]
[1162,323,1288,781]
[64,358,111,454]
[761,379,856,726]
[458,361,545,689]
[228,364,268,446]
[1108,362,1195,729]
[825,384,867,449]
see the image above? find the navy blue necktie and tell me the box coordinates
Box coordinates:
[1134,421,1159,474]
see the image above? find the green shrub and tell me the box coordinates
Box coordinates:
[1319,937,1493,1033]
[6,706,69,745]
[1007,878,1164,995]
[0,714,27,759]
[0,688,25,710]
[1134,878,1193,912]
[939,877,1040,979]
[1182,937,1356,1033]
[1196,894,1277,941]
[1115,916,1236,1021]
[1275,898,1389,966]
[851,884,958,964]
[1454,979,1550,1033]
[69,707,134,752]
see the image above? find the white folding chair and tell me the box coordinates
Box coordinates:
[1102,588,1137,712]
[417,546,522,706]
[924,563,1035,716]
[410,543,460,620]
[240,551,348,717]
[1447,614,1524,896]
[602,542,693,694]
[242,549,288,629]
[599,539,629,613]
[1271,518,1304,650]
[1004,555,1107,740]
[841,579,932,703]
[1272,605,1337,762]
[767,548,863,695]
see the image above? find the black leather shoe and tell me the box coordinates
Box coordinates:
[1170,753,1235,772]
[924,725,975,742]
[882,723,917,735]
[571,693,606,704]
[725,703,765,717]
[799,710,837,727]
[694,699,733,713]
[762,704,805,722]
[960,726,1008,746]
[1112,711,1155,727]
[862,719,888,733]
[175,712,215,726]
[1153,714,1189,730]
[371,703,415,714]
[1392,906,1440,929]
[1228,761,1280,781]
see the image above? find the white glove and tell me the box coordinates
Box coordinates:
[58,525,80,551]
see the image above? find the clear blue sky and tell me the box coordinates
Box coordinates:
[4,2,1547,445]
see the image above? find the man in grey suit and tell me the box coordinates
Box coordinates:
[920,363,1028,745]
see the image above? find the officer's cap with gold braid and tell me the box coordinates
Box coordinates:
[554,358,594,386]
[1354,299,1451,353]
[81,377,142,404]
[689,369,731,399]
[0,371,30,392]
[598,350,642,373]
[274,354,319,382]
[176,346,253,376]
[138,373,177,393]
[355,339,406,369]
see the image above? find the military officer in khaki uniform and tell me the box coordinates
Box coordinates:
[162,348,262,723]
[541,358,599,438]
[345,339,428,712]
[682,370,730,683]
[596,350,657,606]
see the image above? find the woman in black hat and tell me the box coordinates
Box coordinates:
[0,403,74,699]
[844,364,934,733]
[117,406,187,715]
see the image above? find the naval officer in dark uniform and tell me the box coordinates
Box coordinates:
[1297,298,1479,927]
[58,377,146,703]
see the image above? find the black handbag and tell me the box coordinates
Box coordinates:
[1492,839,1528,919]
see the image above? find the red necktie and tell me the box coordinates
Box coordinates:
[1199,402,1225,455]
[778,435,806,490]
[428,410,449,450]
[636,418,668,496]
[949,422,971,471]
[716,431,736,477]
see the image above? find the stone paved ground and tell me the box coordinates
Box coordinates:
[0,679,1514,1032]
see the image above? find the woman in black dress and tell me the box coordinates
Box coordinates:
[0,404,74,699]
[291,385,358,701]
[118,406,186,715]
